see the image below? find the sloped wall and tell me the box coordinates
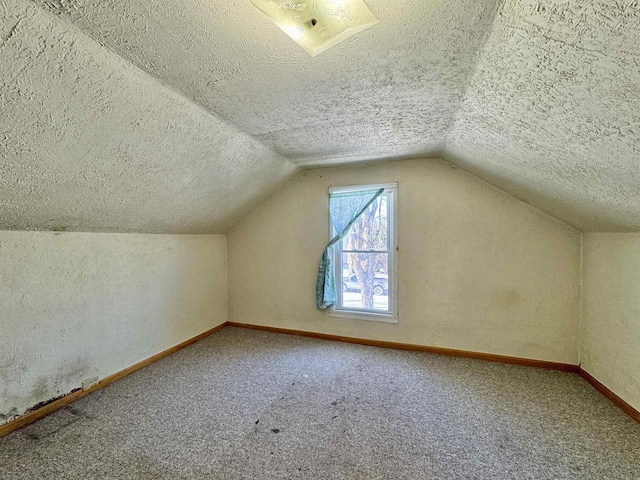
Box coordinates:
[228,159,582,364]
[1,0,297,234]
[445,0,640,232]
[0,232,227,423]
[582,234,640,413]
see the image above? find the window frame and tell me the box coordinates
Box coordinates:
[328,182,399,324]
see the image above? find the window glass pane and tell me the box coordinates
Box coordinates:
[340,252,389,312]
[341,194,389,252]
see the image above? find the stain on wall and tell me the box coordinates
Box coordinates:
[0,231,227,424]
[228,158,582,364]
[492,289,522,308]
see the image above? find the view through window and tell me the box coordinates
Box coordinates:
[333,184,397,320]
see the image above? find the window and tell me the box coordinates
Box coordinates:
[330,183,398,322]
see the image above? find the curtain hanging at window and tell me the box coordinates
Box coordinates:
[316,188,384,309]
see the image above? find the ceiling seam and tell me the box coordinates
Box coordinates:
[429,0,588,230]
[441,156,583,233]
[441,0,506,152]
[24,0,299,171]
[224,168,307,235]
[234,154,585,234]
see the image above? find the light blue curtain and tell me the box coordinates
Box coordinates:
[316,188,384,309]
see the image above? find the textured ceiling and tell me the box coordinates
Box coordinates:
[445,0,640,232]
[1,0,297,233]
[2,0,640,232]
[28,0,500,164]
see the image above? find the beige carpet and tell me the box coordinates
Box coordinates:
[1,327,639,479]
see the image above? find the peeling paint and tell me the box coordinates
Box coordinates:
[0,407,19,423]
[0,231,227,423]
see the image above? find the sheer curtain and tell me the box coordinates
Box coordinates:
[316,188,384,309]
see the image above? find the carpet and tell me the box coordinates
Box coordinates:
[1,327,639,479]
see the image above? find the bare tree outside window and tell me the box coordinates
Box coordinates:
[331,184,396,320]
[342,195,389,310]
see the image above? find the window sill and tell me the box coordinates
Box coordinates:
[329,309,398,324]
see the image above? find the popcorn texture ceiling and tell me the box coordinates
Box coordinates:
[445,0,640,232]
[2,0,639,232]
[1,0,297,233]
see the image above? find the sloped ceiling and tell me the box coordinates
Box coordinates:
[2,0,639,232]
[1,0,297,233]
[27,0,499,163]
[445,0,640,232]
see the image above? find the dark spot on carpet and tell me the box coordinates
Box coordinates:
[2,328,639,479]
[22,407,85,440]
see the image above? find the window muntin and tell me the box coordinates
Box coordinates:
[330,184,397,322]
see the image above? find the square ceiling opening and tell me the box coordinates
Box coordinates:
[249,0,378,57]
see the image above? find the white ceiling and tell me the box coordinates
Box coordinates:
[445,0,640,232]
[1,0,296,233]
[29,0,499,163]
[2,0,639,232]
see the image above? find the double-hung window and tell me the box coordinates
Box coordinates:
[330,183,398,323]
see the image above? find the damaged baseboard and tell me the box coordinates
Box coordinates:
[0,322,228,438]
[2,321,638,438]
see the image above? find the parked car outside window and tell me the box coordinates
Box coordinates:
[342,274,388,296]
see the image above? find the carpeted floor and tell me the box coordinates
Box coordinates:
[1,327,639,479]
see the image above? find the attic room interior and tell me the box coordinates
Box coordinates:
[1,0,640,477]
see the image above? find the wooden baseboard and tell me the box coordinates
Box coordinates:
[230,323,640,424]
[227,322,580,373]
[4,321,637,438]
[0,322,228,438]
[579,368,640,423]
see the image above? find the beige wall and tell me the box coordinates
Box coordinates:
[228,159,582,364]
[582,234,640,412]
[0,232,227,423]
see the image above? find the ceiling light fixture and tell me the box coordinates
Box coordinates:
[249,0,379,57]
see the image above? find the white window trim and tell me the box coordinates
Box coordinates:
[328,182,399,324]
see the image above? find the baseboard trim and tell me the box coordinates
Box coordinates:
[229,323,640,424]
[0,322,228,438]
[227,322,580,373]
[4,322,637,438]
[579,368,640,423]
